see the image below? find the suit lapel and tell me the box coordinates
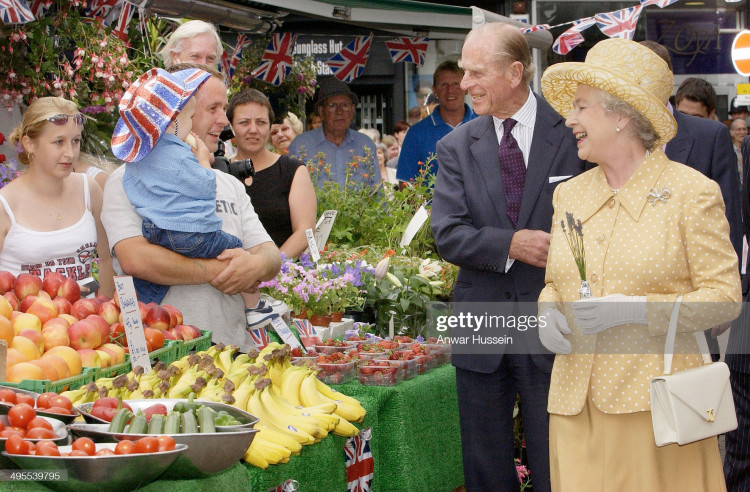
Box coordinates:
[470,116,510,226]
[665,111,692,164]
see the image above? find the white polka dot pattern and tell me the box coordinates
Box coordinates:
[539,148,742,416]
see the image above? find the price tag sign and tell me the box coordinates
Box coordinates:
[305,228,320,263]
[114,276,152,372]
[314,210,337,250]
[270,317,302,350]
[400,205,429,249]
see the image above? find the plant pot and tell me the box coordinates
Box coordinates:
[309,314,333,327]
[292,309,308,319]
[330,311,344,322]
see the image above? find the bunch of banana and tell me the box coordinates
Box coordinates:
[60,381,101,407]
[247,378,325,444]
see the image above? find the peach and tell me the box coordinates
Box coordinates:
[68,319,100,350]
[11,335,41,361]
[95,349,112,368]
[163,304,183,329]
[6,362,45,382]
[138,301,149,322]
[19,294,37,313]
[41,323,70,352]
[11,312,42,335]
[5,347,27,370]
[178,324,202,340]
[98,301,120,326]
[42,272,65,299]
[0,315,11,345]
[85,314,110,345]
[43,316,70,331]
[0,295,12,319]
[144,305,170,331]
[45,346,82,376]
[71,298,99,321]
[0,271,15,295]
[17,329,44,353]
[13,273,42,299]
[3,292,19,312]
[41,353,71,380]
[95,295,110,305]
[52,296,72,315]
[76,348,102,368]
[100,343,126,365]
[59,314,77,325]
[57,277,81,305]
[25,297,58,325]
[164,327,183,341]
[29,358,58,381]
[37,290,51,300]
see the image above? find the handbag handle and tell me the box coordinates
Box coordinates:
[663,295,713,375]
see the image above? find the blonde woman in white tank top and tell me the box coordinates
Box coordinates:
[2,97,114,298]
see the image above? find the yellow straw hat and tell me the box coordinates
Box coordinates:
[541,38,677,146]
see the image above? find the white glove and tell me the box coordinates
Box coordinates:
[572,294,647,335]
[539,308,572,355]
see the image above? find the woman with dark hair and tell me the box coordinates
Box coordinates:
[227,89,316,258]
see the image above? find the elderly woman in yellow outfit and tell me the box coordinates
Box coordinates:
[537,39,741,491]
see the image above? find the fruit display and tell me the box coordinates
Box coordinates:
[358,360,404,386]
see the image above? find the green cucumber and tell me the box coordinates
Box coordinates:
[164,411,181,434]
[148,414,165,434]
[108,408,133,433]
[197,406,216,433]
[127,412,148,434]
[180,410,198,434]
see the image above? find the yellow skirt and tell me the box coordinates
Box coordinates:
[549,395,726,492]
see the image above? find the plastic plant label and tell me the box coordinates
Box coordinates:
[270,317,302,350]
[306,228,320,263]
[400,205,429,249]
[114,276,152,372]
[314,210,337,250]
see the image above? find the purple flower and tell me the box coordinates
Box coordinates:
[300,253,315,269]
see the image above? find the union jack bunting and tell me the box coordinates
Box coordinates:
[111,0,135,41]
[595,5,643,40]
[345,428,374,492]
[327,35,372,83]
[385,37,429,66]
[220,51,231,84]
[29,0,52,18]
[521,24,550,35]
[249,326,271,349]
[228,33,252,80]
[87,0,120,19]
[640,0,681,7]
[552,17,596,55]
[0,0,35,24]
[251,33,298,86]
[293,319,317,338]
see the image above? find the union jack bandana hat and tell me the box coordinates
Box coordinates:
[111,67,211,162]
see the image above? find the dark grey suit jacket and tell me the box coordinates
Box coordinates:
[431,93,586,374]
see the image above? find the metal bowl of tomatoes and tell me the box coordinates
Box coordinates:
[2,441,187,492]
[0,386,78,424]
[0,412,68,469]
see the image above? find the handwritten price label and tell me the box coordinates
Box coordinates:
[305,228,320,263]
[270,317,302,350]
[114,276,152,372]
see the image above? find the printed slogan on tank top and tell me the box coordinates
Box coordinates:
[20,242,96,279]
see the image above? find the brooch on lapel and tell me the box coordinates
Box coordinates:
[647,187,671,205]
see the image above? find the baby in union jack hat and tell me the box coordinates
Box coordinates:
[110,68,265,321]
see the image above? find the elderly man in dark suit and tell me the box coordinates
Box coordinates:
[431,23,585,492]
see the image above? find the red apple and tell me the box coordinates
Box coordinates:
[95,294,110,305]
[42,272,65,298]
[175,324,200,341]
[0,271,15,294]
[18,328,44,353]
[138,301,148,321]
[71,298,99,321]
[163,304,183,329]
[76,348,102,368]
[14,273,42,299]
[57,277,81,305]
[85,314,110,346]
[25,297,58,325]
[144,305,170,331]
[68,319,101,350]
[52,296,72,315]
[41,323,70,351]
[164,327,183,341]
[20,294,37,313]
[98,301,120,326]
[4,292,20,312]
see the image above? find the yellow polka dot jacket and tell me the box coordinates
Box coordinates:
[539,148,741,415]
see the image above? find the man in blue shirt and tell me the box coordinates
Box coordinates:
[288,77,380,188]
[396,61,475,185]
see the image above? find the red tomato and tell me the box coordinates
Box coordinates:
[71,437,96,456]
[114,440,135,455]
[44,406,72,415]
[144,328,165,351]
[35,392,58,409]
[157,435,176,452]
[134,436,159,454]
[0,389,17,404]
[9,426,26,437]
[35,440,60,456]
[0,421,5,432]
[4,434,30,455]
[68,450,89,457]
[16,394,34,407]
[7,403,36,429]
[48,396,72,412]
[95,448,115,456]
[26,427,56,440]
[0,428,22,438]
[26,417,53,431]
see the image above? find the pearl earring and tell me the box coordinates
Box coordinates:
[615,127,620,133]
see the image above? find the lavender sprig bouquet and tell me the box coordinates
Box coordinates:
[559,212,590,299]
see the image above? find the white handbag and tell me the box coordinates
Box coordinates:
[650,295,738,447]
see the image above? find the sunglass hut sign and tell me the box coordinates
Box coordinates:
[293,37,344,76]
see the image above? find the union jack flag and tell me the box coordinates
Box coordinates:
[293,319,320,348]
[220,51,231,85]
[595,5,643,40]
[345,428,373,492]
[228,34,252,80]
[29,0,52,18]
[111,0,135,41]
[640,0,680,7]
[385,37,429,66]
[265,479,298,492]
[249,326,271,349]
[552,17,596,55]
[251,33,298,86]
[87,0,120,19]
[327,35,372,83]
[521,24,550,35]
[0,0,35,24]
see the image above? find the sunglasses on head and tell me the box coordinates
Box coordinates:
[47,113,84,126]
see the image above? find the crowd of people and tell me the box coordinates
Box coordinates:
[1,14,749,492]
